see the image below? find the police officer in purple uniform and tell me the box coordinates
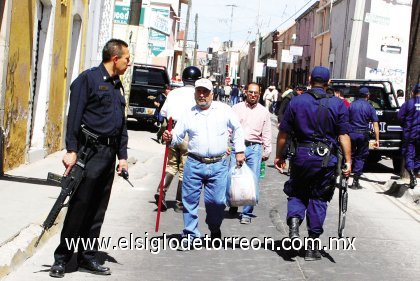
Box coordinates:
[348,87,380,189]
[397,84,420,188]
[275,66,352,261]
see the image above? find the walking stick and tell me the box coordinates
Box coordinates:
[155,117,173,232]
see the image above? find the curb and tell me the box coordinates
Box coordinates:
[372,179,420,222]
[0,213,64,280]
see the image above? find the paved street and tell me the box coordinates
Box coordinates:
[4,120,420,281]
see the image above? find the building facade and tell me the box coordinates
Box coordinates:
[0,0,116,171]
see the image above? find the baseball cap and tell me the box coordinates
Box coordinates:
[310,66,330,82]
[412,84,420,94]
[359,87,369,96]
[195,78,213,91]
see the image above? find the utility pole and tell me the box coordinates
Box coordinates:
[226,4,237,81]
[252,0,261,82]
[193,13,198,66]
[181,0,192,72]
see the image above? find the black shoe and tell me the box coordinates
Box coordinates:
[177,239,193,251]
[174,202,183,213]
[49,261,65,278]
[288,217,300,239]
[305,248,322,261]
[305,236,322,261]
[78,259,111,275]
[350,176,362,189]
[228,207,238,215]
[154,193,167,211]
[210,230,222,248]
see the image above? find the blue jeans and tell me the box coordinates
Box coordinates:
[181,156,229,241]
[230,144,262,218]
[231,95,239,105]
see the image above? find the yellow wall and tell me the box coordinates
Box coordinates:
[3,0,89,170]
[46,1,89,154]
[45,3,71,154]
[2,0,34,170]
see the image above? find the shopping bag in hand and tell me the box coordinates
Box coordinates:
[227,163,257,207]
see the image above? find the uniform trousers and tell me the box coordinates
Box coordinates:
[181,156,229,241]
[54,143,116,263]
[287,197,327,236]
[405,139,420,172]
[285,147,337,236]
[349,132,369,176]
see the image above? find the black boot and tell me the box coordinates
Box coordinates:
[154,173,174,211]
[174,181,183,213]
[288,217,300,239]
[409,170,417,189]
[49,261,66,278]
[305,235,322,261]
[350,175,361,189]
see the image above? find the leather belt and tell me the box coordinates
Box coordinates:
[352,129,369,133]
[97,136,118,146]
[80,126,118,146]
[188,153,226,164]
[296,142,315,148]
[245,140,262,146]
[297,142,336,157]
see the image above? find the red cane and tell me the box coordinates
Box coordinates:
[155,117,173,232]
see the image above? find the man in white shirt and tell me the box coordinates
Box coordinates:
[155,66,201,213]
[263,85,278,113]
[163,78,245,249]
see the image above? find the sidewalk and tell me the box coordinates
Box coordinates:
[0,131,165,279]
[0,150,66,278]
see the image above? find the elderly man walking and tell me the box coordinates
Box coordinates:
[229,82,272,224]
[163,78,245,249]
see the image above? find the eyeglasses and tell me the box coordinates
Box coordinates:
[247,90,260,95]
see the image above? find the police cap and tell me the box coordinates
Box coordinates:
[359,87,369,96]
[310,66,330,83]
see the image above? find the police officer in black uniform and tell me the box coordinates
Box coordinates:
[49,39,130,278]
[275,66,352,261]
[348,87,379,189]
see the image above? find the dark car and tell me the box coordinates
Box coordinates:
[127,64,170,124]
[329,79,403,173]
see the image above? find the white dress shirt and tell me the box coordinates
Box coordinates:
[171,101,245,157]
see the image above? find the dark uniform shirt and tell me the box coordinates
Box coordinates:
[348,98,379,132]
[280,87,349,147]
[66,63,128,159]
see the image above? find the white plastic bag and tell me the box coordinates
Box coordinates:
[227,163,257,207]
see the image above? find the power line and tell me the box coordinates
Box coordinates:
[272,0,316,31]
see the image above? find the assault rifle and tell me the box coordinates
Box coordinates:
[35,128,95,247]
[336,151,349,238]
[337,172,348,238]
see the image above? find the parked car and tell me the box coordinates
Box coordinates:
[127,64,170,124]
[329,79,403,173]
